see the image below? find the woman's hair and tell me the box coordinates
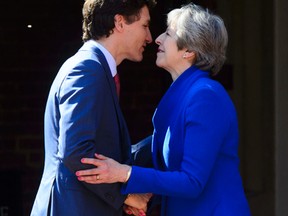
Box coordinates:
[167,3,228,75]
[82,0,156,42]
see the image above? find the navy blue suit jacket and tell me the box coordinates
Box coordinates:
[31,40,131,216]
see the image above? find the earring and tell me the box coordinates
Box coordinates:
[183,54,187,58]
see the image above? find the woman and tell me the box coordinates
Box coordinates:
[76,3,251,216]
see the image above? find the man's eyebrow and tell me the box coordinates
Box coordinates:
[146,19,151,25]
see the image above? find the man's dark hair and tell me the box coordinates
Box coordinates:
[82,0,157,42]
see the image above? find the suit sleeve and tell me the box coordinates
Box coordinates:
[122,88,231,198]
[57,59,126,209]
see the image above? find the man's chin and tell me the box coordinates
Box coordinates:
[127,55,143,62]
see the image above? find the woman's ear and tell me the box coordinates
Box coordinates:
[183,50,196,59]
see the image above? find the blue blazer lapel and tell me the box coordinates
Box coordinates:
[82,41,132,162]
[81,42,119,103]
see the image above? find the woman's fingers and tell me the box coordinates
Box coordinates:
[76,153,126,183]
[77,175,103,184]
[80,157,101,166]
[95,153,107,160]
[75,167,99,177]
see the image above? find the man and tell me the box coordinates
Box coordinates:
[31,0,156,215]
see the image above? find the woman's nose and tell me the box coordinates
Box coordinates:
[155,33,163,45]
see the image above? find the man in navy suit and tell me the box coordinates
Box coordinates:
[31,0,156,215]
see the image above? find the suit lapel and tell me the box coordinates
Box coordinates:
[83,41,132,163]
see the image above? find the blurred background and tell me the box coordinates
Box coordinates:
[0,0,287,215]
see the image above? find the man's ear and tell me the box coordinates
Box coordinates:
[114,14,125,32]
